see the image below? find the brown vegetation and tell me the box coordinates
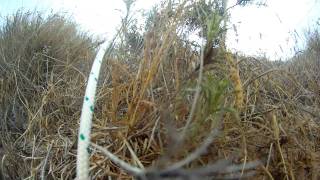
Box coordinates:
[0,1,319,179]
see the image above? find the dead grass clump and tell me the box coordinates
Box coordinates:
[235,55,320,179]
[285,28,320,108]
[0,1,320,179]
[0,10,99,179]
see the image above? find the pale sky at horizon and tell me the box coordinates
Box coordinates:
[228,0,320,59]
[0,0,319,60]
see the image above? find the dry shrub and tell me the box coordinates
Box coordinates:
[0,2,319,180]
[0,10,99,179]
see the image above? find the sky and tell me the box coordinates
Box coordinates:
[228,0,320,59]
[0,0,319,60]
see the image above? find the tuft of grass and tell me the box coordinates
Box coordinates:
[0,10,99,179]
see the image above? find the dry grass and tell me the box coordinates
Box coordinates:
[0,1,320,179]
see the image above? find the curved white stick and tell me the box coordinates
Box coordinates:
[76,41,109,180]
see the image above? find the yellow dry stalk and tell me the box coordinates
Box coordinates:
[270,112,280,140]
[174,57,181,90]
[225,52,244,110]
[270,112,290,180]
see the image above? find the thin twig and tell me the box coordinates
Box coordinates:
[181,2,206,140]
[166,110,225,171]
[40,142,53,180]
[243,69,280,88]
[90,143,143,176]
[166,128,220,171]
[1,155,6,180]
[124,139,145,169]
[147,116,160,150]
